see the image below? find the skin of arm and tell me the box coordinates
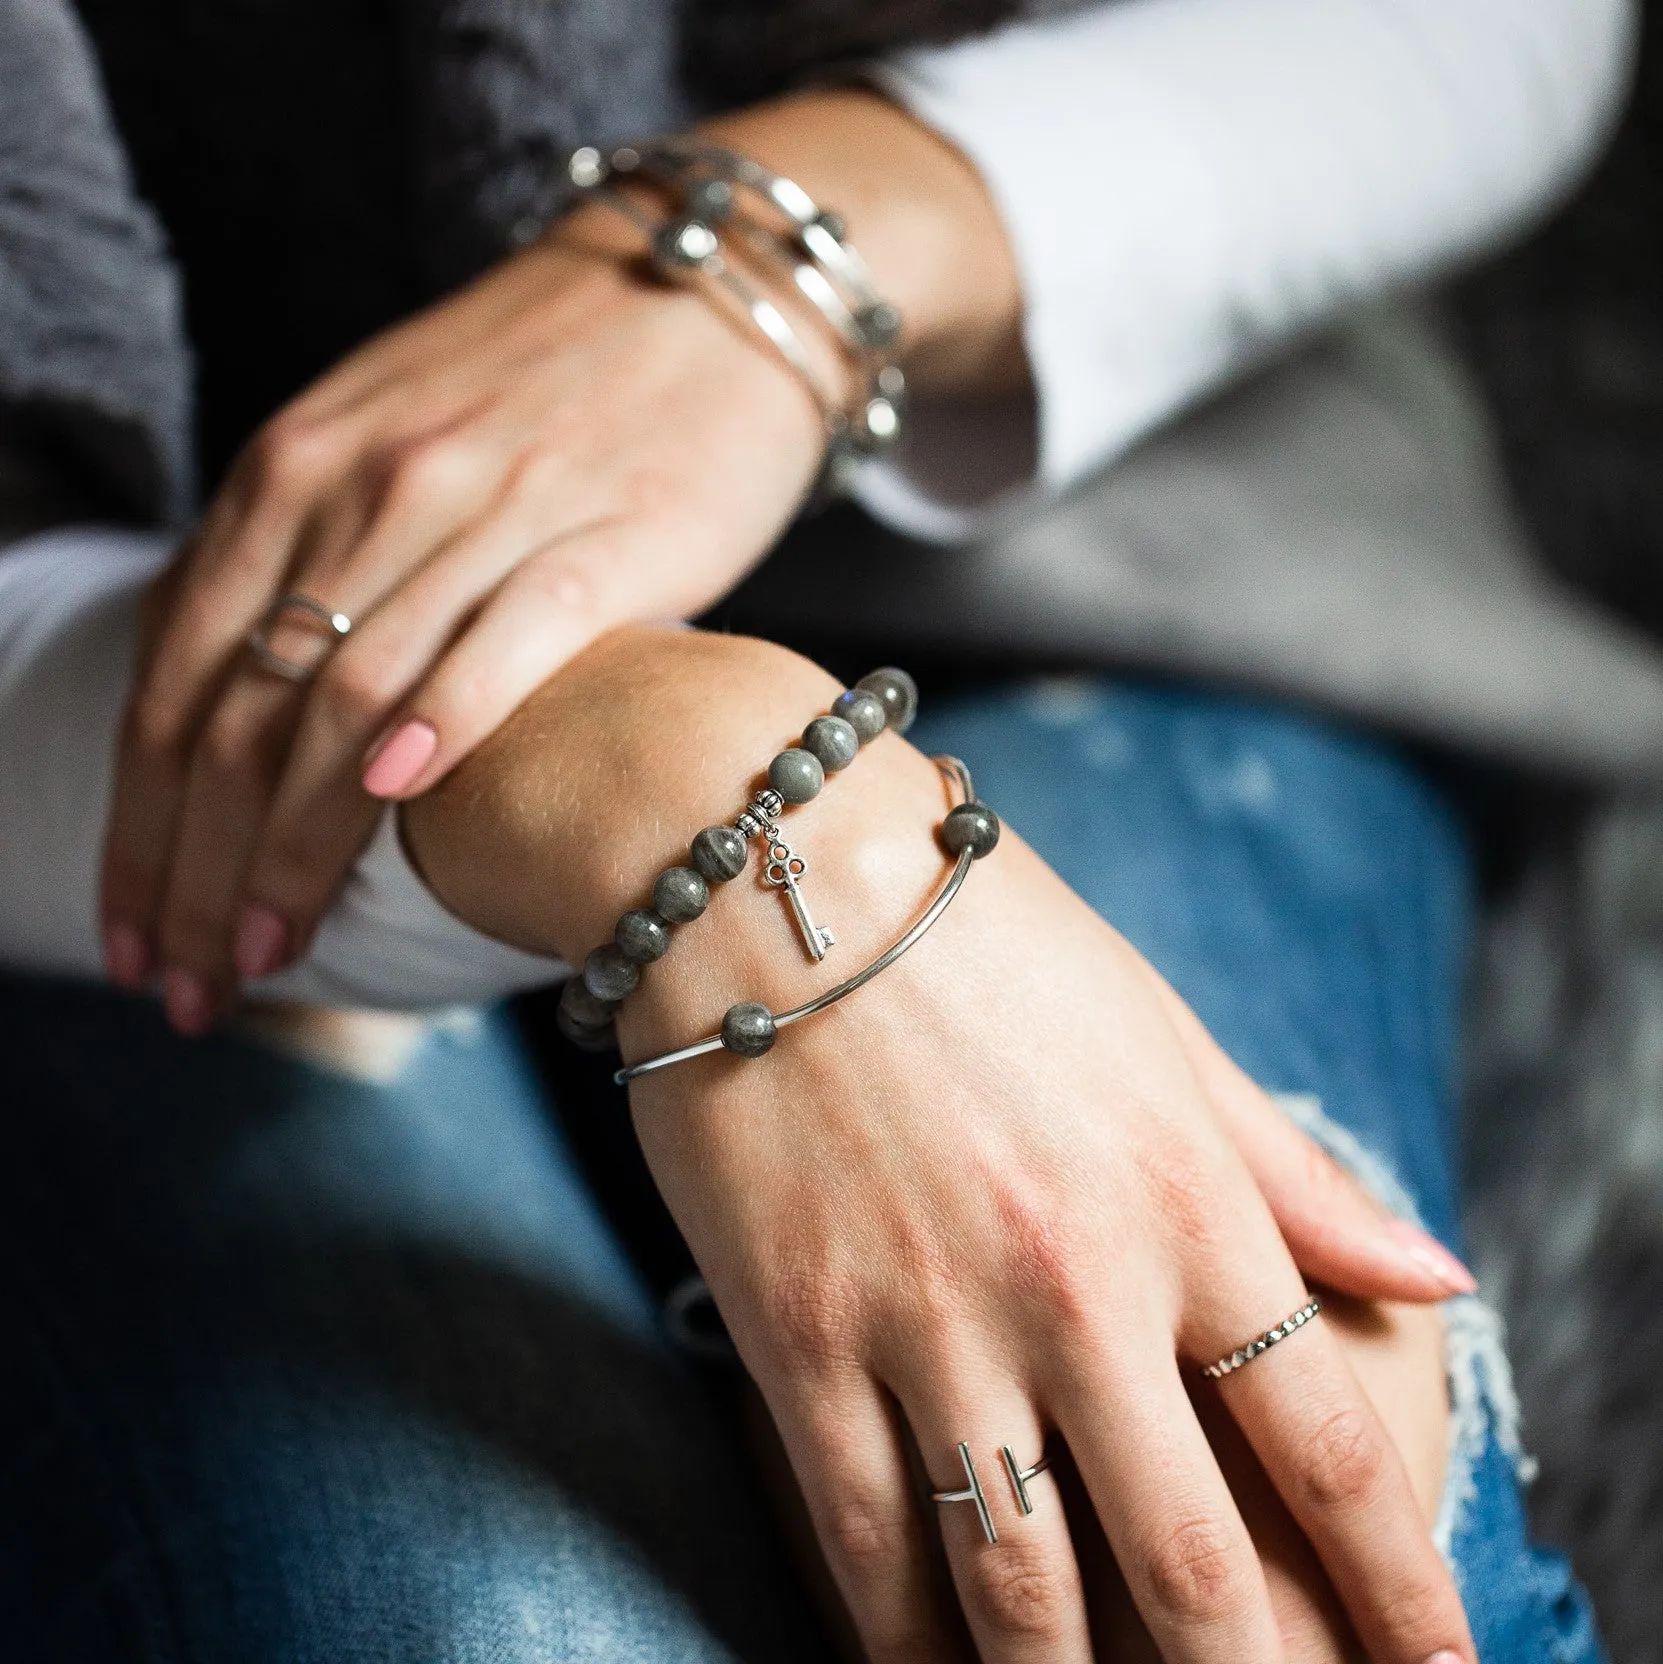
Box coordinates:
[401,624,1459,1664]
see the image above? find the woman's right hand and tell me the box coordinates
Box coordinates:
[404,627,1474,1663]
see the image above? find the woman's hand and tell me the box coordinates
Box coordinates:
[97,91,1023,1032]
[404,626,1477,1664]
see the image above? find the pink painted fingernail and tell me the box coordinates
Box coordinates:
[1387,1220,1478,1295]
[103,921,151,989]
[162,969,214,1037]
[1422,1651,1467,1664]
[234,904,290,980]
[362,720,439,798]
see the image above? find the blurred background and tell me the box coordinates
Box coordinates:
[1454,6,1663,1658]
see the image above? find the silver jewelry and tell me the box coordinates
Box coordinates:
[247,592,352,683]
[999,1446,1051,1516]
[567,174,846,447]
[613,755,999,1085]
[931,1441,998,1545]
[567,141,905,493]
[1201,1297,1323,1380]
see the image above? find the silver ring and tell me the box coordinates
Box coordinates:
[1202,1297,1322,1380]
[930,1441,998,1545]
[999,1446,1051,1515]
[247,592,352,684]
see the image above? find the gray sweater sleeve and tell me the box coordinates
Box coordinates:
[0,0,192,528]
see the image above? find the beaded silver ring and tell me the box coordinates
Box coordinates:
[1201,1298,1323,1380]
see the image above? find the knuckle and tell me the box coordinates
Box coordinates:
[821,1495,908,1577]
[1140,1513,1248,1623]
[246,415,337,506]
[1300,1406,1387,1510]
[384,434,474,509]
[1137,1137,1218,1250]
[759,1266,866,1374]
[960,1539,1073,1646]
[994,1190,1101,1333]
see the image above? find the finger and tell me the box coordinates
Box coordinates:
[1186,1287,1474,1664]
[238,485,614,966]
[903,1382,1092,1664]
[1154,979,1475,1303]
[154,673,305,1027]
[1054,1343,1283,1664]
[768,1378,971,1664]
[359,517,697,801]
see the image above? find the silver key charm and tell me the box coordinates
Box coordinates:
[764,838,835,961]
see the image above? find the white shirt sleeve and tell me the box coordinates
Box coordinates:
[0,527,563,1009]
[858,0,1637,538]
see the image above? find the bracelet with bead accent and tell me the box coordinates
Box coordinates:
[556,668,922,1054]
[613,754,1001,1085]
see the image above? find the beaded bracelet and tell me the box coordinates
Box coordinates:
[556,668,921,1054]
[614,754,1001,1085]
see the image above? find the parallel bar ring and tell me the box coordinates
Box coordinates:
[999,1446,1051,1516]
[248,592,352,684]
[1201,1297,1322,1380]
[930,1441,998,1545]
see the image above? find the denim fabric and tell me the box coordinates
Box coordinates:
[0,677,1603,1660]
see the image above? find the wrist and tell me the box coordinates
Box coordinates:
[398,628,948,1033]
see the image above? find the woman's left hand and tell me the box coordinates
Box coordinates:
[97,92,1024,1032]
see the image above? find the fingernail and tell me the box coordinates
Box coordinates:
[103,921,150,989]
[362,720,439,798]
[162,969,214,1037]
[1423,1651,1467,1664]
[234,904,290,980]
[1387,1220,1478,1295]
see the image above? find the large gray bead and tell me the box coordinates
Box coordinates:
[857,667,919,734]
[557,1003,618,1052]
[583,943,640,1001]
[560,975,619,1031]
[941,801,1001,859]
[653,865,710,924]
[768,747,824,805]
[721,1002,777,1058]
[691,825,749,883]
[615,908,672,964]
[800,715,860,773]
[830,688,886,744]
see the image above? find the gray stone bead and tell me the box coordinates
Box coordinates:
[768,747,824,805]
[721,1002,778,1058]
[557,1001,618,1052]
[800,715,860,773]
[583,943,640,1002]
[691,825,749,883]
[857,667,919,734]
[941,801,1001,860]
[615,908,672,964]
[653,865,710,924]
[830,688,887,744]
[560,975,619,1031]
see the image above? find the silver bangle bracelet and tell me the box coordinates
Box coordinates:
[614,755,999,1086]
[568,142,905,473]
[576,181,846,441]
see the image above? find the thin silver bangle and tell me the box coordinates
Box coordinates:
[615,755,985,1086]
[576,181,847,442]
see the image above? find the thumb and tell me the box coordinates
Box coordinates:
[1159,981,1477,1303]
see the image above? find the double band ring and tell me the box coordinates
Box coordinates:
[931,1441,1052,1544]
[248,592,352,683]
[1202,1296,1322,1380]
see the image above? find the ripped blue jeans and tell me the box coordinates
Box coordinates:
[0,679,1603,1660]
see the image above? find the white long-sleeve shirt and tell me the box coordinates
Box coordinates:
[0,0,1637,1008]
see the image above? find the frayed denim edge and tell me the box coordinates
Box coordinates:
[1271,1093,1534,1561]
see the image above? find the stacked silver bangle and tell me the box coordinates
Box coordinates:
[556,668,925,1054]
[566,139,906,496]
